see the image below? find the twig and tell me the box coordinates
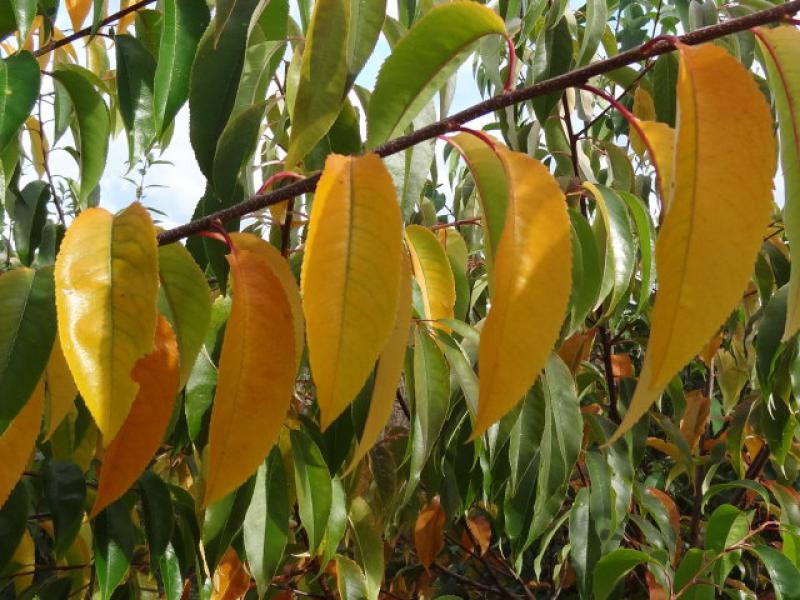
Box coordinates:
[598,325,621,424]
[460,519,522,600]
[732,444,771,507]
[156,0,800,246]
[432,563,508,597]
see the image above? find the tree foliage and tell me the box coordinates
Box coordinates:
[1,0,800,598]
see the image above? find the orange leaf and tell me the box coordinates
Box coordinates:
[679,390,710,453]
[204,248,296,506]
[0,382,43,506]
[212,547,251,600]
[645,487,682,563]
[462,515,492,556]
[415,496,446,570]
[558,329,596,374]
[610,354,634,379]
[91,316,179,517]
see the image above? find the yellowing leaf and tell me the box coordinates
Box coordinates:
[212,547,251,600]
[405,224,455,328]
[65,0,92,33]
[414,496,445,571]
[0,382,43,506]
[754,26,800,339]
[8,530,35,594]
[609,43,776,443]
[345,253,412,473]
[204,248,296,506]
[25,116,48,177]
[55,203,159,442]
[631,87,656,156]
[91,317,179,517]
[301,153,403,430]
[558,329,596,374]
[637,120,675,207]
[43,337,78,440]
[229,233,304,371]
[679,390,710,453]
[472,148,572,438]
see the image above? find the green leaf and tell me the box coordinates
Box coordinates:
[291,429,332,553]
[158,242,212,388]
[10,0,36,42]
[349,498,384,600]
[406,325,450,501]
[188,0,257,178]
[93,496,137,600]
[320,477,347,570]
[42,461,86,558]
[673,548,715,600]
[243,448,289,599]
[618,191,656,312]
[750,545,800,600]
[0,4,14,42]
[138,471,174,568]
[13,180,49,266]
[0,52,40,151]
[346,0,386,87]
[212,100,267,200]
[704,504,750,585]
[0,483,28,572]
[531,17,573,122]
[703,480,771,510]
[508,385,545,495]
[366,2,506,147]
[576,0,608,65]
[756,284,788,393]
[592,548,649,600]
[232,38,285,114]
[570,487,602,598]
[115,34,157,159]
[158,544,183,600]
[153,0,210,136]
[284,0,349,167]
[202,476,255,572]
[335,555,368,600]
[652,52,678,127]
[526,354,582,544]
[755,27,800,340]
[52,67,110,207]
[0,267,55,432]
[568,209,602,328]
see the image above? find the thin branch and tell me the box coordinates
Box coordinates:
[34,0,158,57]
[153,0,800,246]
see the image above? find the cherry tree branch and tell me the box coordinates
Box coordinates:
[156,0,800,246]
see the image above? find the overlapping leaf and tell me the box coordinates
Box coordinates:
[405,224,455,327]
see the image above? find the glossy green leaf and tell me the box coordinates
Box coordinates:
[592,548,649,600]
[570,487,601,599]
[12,181,49,266]
[212,100,267,199]
[531,17,573,122]
[367,2,506,147]
[750,545,800,600]
[349,498,384,600]
[320,477,347,568]
[42,461,86,558]
[158,545,183,600]
[138,471,174,568]
[291,429,332,553]
[153,0,210,136]
[652,52,678,127]
[0,267,55,432]
[0,52,40,152]
[284,0,349,167]
[202,476,255,572]
[568,209,602,328]
[52,67,110,206]
[116,34,157,159]
[10,0,35,42]
[188,0,257,178]
[705,504,750,585]
[243,448,289,599]
[576,0,607,65]
[93,496,137,600]
[619,191,656,312]
[336,555,368,600]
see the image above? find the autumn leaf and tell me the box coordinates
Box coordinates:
[473,147,572,438]
[609,43,776,443]
[43,338,78,440]
[55,203,159,442]
[415,496,446,571]
[204,245,296,506]
[0,382,43,506]
[405,224,455,328]
[301,153,403,430]
[91,316,179,517]
[212,547,251,600]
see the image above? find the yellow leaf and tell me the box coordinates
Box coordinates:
[204,248,296,506]
[117,0,136,34]
[609,43,776,443]
[7,530,35,594]
[345,253,412,474]
[301,153,403,430]
[212,547,251,600]
[65,0,92,33]
[646,437,683,463]
[472,147,572,438]
[405,224,455,328]
[229,233,304,372]
[631,87,656,156]
[0,382,43,506]
[91,317,179,517]
[55,203,159,442]
[638,120,675,207]
[679,390,710,454]
[414,496,446,571]
[25,117,48,178]
[43,337,78,440]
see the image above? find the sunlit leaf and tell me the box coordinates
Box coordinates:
[0,383,42,506]
[405,224,455,328]
[0,52,40,151]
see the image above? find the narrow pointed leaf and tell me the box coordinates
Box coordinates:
[91,317,179,516]
[473,148,572,437]
[204,246,296,505]
[116,34,157,159]
[0,52,40,151]
[291,429,332,553]
[0,382,43,507]
[301,153,403,430]
[65,0,92,32]
[366,3,506,147]
[637,119,675,205]
[55,203,159,442]
[93,497,136,600]
[610,43,776,443]
[405,224,455,327]
[346,0,386,87]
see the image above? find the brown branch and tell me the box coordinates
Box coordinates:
[34,0,158,57]
[154,0,800,246]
